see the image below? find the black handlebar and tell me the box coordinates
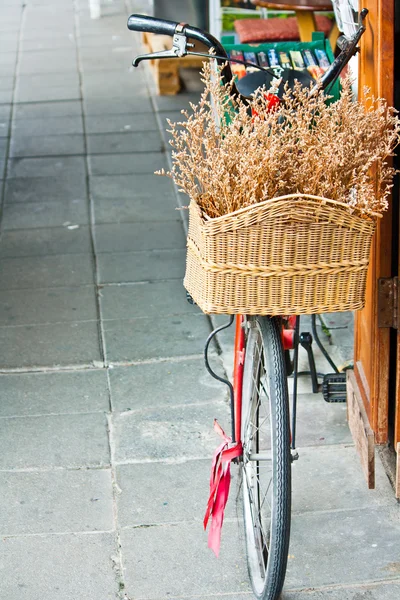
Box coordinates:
[127,14,178,36]
[127,13,236,91]
[127,13,227,57]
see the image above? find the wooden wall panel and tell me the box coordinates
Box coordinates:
[353,0,394,445]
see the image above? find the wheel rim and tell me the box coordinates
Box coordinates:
[242,322,275,596]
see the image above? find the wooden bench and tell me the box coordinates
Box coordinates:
[141,32,207,95]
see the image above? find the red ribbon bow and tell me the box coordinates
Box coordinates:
[203,420,243,557]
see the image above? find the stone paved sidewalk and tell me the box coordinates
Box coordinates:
[0,1,399,599]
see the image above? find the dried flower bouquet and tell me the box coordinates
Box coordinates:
[158,63,400,219]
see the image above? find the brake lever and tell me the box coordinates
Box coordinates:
[310,8,368,95]
[132,23,193,67]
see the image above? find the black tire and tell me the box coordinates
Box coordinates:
[241,316,291,600]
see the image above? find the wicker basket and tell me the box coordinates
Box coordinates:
[184,193,379,315]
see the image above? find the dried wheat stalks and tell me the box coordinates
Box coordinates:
[157,63,400,219]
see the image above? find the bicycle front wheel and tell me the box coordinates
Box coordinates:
[241,316,291,600]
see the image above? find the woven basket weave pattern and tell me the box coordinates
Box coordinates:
[184,195,377,315]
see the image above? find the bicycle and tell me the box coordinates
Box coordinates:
[127,9,368,600]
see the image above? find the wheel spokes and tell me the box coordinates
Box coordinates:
[242,326,274,576]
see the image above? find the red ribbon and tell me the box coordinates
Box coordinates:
[203,420,243,557]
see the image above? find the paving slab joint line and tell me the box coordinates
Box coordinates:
[116,398,230,417]
[114,455,215,466]
[0,409,111,419]
[106,410,127,595]
[1,528,116,540]
[0,0,24,236]
[0,464,112,473]
[290,504,394,518]
[285,577,400,594]
[101,312,207,323]
[99,278,184,287]
[120,516,240,531]
[73,6,107,368]
[0,363,107,374]
[106,352,208,367]
[132,593,253,600]
[0,318,100,329]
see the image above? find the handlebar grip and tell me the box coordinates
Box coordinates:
[127,14,178,36]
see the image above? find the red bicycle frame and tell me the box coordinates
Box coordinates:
[233,315,296,446]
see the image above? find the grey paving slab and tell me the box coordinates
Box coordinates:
[21,27,74,41]
[98,249,185,283]
[0,286,98,326]
[7,155,86,179]
[321,311,354,351]
[0,103,11,120]
[109,358,224,413]
[0,226,92,258]
[10,134,85,157]
[0,253,94,289]
[0,52,17,65]
[85,112,159,135]
[87,131,163,155]
[80,57,136,73]
[82,72,147,92]
[0,413,109,469]
[0,159,5,178]
[295,393,353,447]
[90,172,175,201]
[103,314,211,363]
[13,100,82,119]
[0,320,102,369]
[0,118,8,136]
[15,83,80,103]
[0,24,20,34]
[0,369,109,417]
[0,468,113,535]
[17,50,78,74]
[77,15,132,37]
[101,280,200,321]
[12,115,83,136]
[83,96,154,115]
[286,507,400,589]
[0,89,13,104]
[15,71,80,89]
[114,400,230,463]
[153,91,203,113]
[292,445,395,514]
[0,63,15,76]
[0,532,118,600]
[121,522,250,598]
[94,220,185,253]
[93,194,181,224]
[22,19,75,32]
[89,152,167,176]
[116,459,237,526]
[0,39,18,53]
[5,174,86,203]
[23,7,74,20]
[77,33,135,49]
[20,35,77,51]
[0,136,7,159]
[0,76,14,91]
[78,45,134,60]
[1,198,89,229]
